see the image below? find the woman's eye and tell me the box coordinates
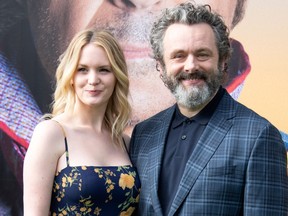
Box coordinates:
[99,68,111,73]
[77,67,87,72]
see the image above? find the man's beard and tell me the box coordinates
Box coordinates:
[162,67,224,110]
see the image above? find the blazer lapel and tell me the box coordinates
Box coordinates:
[168,92,236,215]
[147,106,175,215]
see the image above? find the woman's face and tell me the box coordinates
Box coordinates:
[73,44,116,110]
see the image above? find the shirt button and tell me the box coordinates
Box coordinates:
[185,119,191,124]
[181,135,187,140]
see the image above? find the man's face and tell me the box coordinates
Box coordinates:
[27,0,238,133]
[161,23,223,111]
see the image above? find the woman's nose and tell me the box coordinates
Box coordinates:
[88,72,100,85]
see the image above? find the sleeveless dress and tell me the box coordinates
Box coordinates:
[49,125,141,215]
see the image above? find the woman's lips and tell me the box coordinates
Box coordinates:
[86,90,102,96]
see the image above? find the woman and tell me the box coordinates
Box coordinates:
[23,29,141,215]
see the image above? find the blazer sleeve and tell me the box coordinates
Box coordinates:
[244,123,288,215]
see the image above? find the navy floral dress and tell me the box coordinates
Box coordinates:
[50,136,141,215]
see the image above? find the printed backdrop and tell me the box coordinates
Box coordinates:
[0,0,287,215]
[233,0,288,134]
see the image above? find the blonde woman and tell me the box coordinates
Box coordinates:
[23,29,140,215]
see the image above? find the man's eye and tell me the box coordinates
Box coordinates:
[173,53,184,59]
[197,53,209,60]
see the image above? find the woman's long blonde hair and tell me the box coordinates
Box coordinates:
[50,29,131,146]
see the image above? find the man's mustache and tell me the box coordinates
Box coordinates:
[175,71,208,81]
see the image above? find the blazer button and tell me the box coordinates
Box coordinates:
[181,135,187,140]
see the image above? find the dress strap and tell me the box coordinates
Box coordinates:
[51,120,70,167]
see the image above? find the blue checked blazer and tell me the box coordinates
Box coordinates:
[130,89,288,216]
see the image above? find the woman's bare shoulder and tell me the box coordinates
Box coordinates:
[25,120,66,170]
[29,119,66,152]
[33,119,65,137]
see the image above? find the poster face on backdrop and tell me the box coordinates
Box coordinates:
[0,0,287,215]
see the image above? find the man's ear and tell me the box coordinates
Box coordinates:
[156,61,163,74]
[219,60,229,85]
[156,61,165,81]
[220,60,228,73]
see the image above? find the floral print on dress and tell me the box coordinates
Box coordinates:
[50,165,141,215]
[53,167,83,203]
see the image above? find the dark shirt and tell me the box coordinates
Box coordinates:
[158,87,225,215]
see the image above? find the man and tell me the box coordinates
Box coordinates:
[129,3,288,215]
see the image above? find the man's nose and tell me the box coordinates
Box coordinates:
[111,0,183,12]
[130,0,160,9]
[184,55,197,73]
